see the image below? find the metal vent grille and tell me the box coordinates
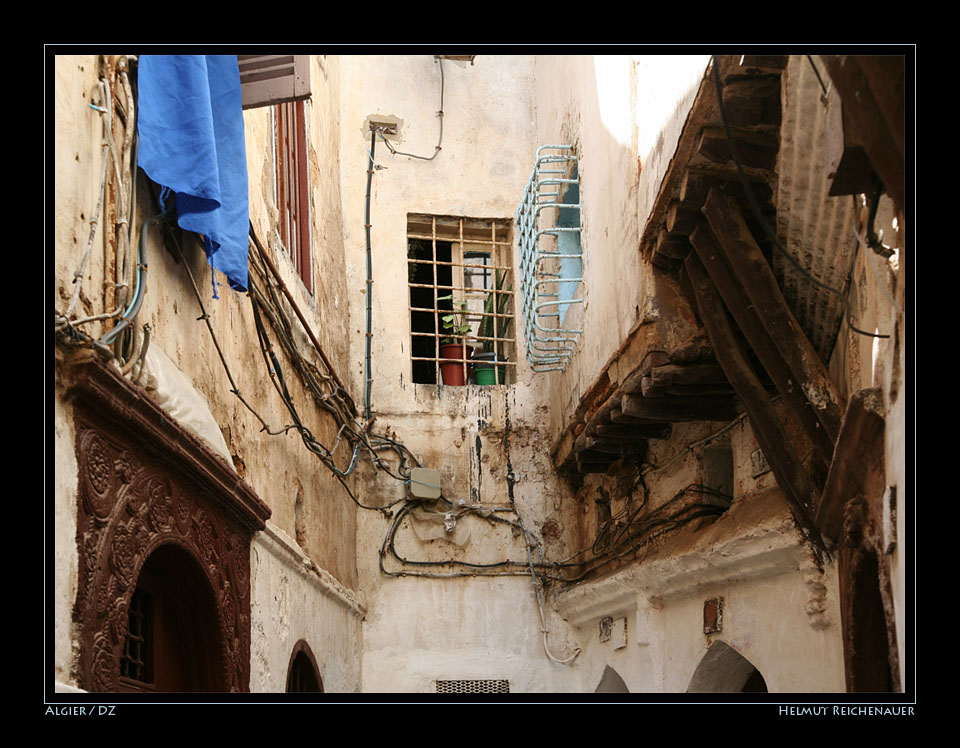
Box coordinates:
[435,679,510,694]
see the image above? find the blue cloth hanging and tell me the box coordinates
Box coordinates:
[137,55,249,295]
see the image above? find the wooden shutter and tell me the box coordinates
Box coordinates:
[239,55,311,110]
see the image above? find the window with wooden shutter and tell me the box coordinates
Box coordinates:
[274,100,312,292]
[239,55,311,110]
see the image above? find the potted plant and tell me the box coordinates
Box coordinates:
[436,294,474,386]
[473,271,512,385]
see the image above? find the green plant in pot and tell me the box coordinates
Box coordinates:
[474,271,512,385]
[436,294,474,386]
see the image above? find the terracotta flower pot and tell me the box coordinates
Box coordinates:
[439,343,474,385]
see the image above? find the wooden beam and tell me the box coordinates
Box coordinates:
[825,85,878,197]
[666,202,702,234]
[577,437,644,455]
[608,407,672,428]
[655,230,693,261]
[622,351,670,394]
[652,362,728,387]
[684,253,828,560]
[594,423,671,441]
[622,393,739,422]
[680,169,773,208]
[576,451,616,474]
[697,127,779,171]
[817,388,886,543]
[739,55,787,72]
[665,384,736,398]
[701,190,844,446]
[821,55,904,213]
[688,219,836,461]
[712,74,782,127]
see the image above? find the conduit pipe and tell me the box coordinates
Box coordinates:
[98,210,167,348]
[364,128,376,422]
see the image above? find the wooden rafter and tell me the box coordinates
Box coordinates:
[688,216,835,462]
[684,254,828,560]
[700,189,843,446]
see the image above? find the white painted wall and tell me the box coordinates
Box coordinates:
[249,524,363,692]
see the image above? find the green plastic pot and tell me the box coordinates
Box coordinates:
[473,352,504,385]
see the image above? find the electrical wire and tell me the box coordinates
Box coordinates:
[806,55,829,97]
[375,57,444,161]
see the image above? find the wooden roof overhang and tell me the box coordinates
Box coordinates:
[553,55,849,560]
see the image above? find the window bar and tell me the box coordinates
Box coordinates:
[432,216,440,385]
[458,217,467,384]
[492,220,500,381]
[408,214,516,385]
[516,145,583,372]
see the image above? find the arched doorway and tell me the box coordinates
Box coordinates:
[70,356,271,693]
[594,665,630,693]
[844,548,896,691]
[119,543,223,692]
[686,641,768,693]
[286,639,324,693]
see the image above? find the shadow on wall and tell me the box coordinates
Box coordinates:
[686,640,768,693]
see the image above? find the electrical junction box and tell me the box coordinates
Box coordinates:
[409,467,441,500]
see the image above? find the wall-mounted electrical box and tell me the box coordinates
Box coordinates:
[409,467,441,499]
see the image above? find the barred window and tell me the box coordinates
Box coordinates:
[407,215,516,386]
[120,587,154,689]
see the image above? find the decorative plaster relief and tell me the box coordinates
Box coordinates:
[67,354,270,692]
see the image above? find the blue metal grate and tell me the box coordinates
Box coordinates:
[516,145,583,372]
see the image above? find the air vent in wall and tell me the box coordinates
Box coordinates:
[436,679,510,694]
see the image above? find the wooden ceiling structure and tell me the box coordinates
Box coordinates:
[553,52,907,690]
[554,55,885,560]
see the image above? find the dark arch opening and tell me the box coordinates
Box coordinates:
[286,639,324,693]
[594,665,630,693]
[847,549,895,692]
[686,640,768,693]
[120,543,223,692]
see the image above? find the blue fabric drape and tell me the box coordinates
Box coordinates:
[137,55,249,295]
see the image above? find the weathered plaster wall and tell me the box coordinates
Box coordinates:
[827,193,907,688]
[249,523,363,692]
[361,575,581,693]
[531,55,641,442]
[53,54,361,690]
[556,487,845,693]
[527,56,709,449]
[531,54,848,694]
[53,55,107,689]
[338,54,585,692]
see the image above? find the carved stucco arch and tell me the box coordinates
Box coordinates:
[68,354,270,693]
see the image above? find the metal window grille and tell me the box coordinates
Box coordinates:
[435,679,511,694]
[516,145,583,372]
[120,588,152,684]
[407,215,516,385]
